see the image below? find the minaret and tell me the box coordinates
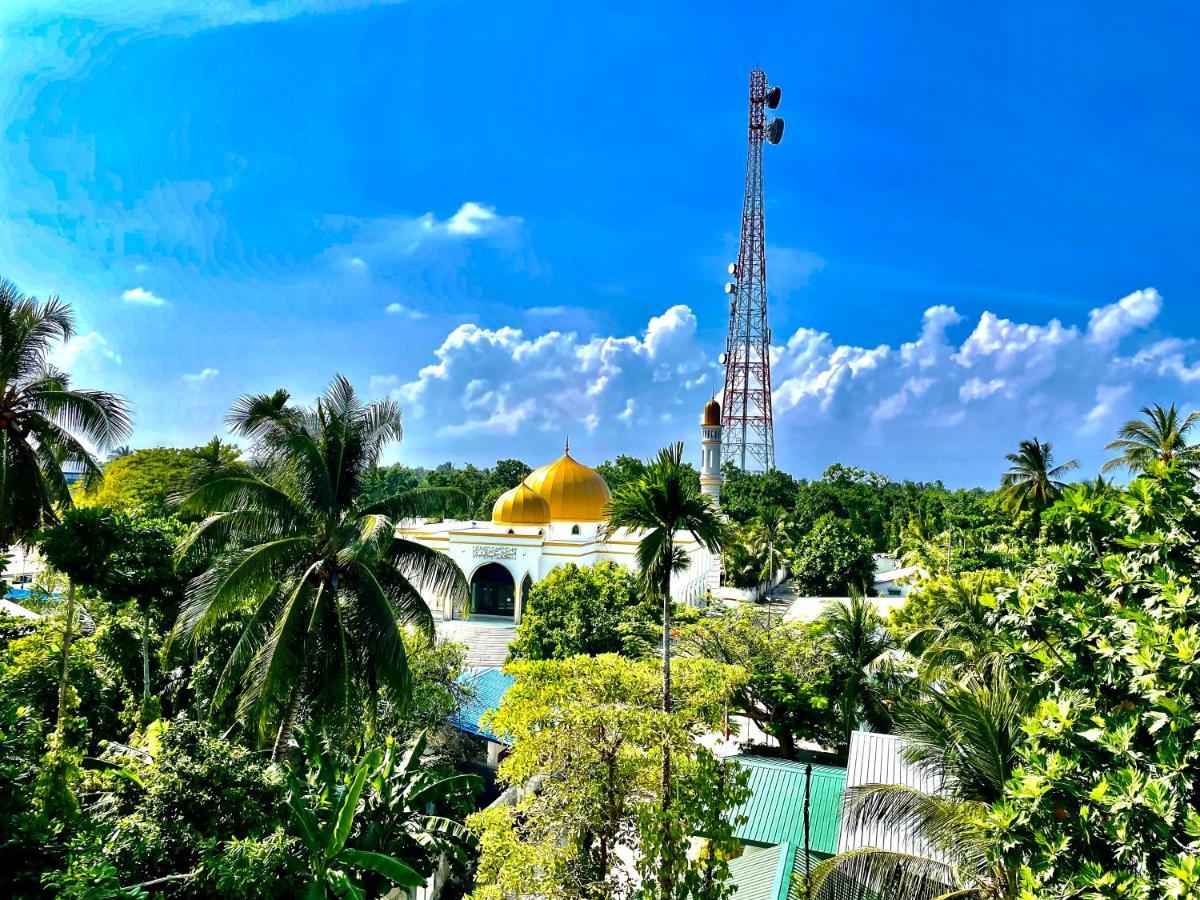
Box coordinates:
[700,398,723,505]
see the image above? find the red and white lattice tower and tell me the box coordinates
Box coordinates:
[721,69,783,472]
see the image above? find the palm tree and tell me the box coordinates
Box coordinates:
[172,375,468,758]
[809,672,1029,900]
[0,282,131,545]
[998,438,1077,534]
[107,445,133,461]
[818,594,894,753]
[603,441,726,898]
[1102,403,1200,474]
[903,572,1012,679]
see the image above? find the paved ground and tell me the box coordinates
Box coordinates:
[436,615,516,669]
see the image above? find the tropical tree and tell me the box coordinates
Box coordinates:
[469,654,747,899]
[988,460,1200,898]
[787,513,875,597]
[900,571,1014,679]
[507,561,657,661]
[753,504,790,589]
[0,282,131,544]
[171,375,468,758]
[603,441,726,899]
[1102,402,1200,474]
[817,594,894,753]
[998,438,1077,533]
[810,671,1029,900]
[677,605,838,758]
[37,506,124,738]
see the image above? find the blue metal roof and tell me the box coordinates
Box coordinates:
[451,667,515,744]
[729,756,847,856]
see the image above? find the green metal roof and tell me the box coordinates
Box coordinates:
[729,844,787,899]
[729,756,847,856]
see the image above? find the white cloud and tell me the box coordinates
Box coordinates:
[1082,384,1133,434]
[373,286,1187,482]
[959,377,1005,402]
[324,202,522,262]
[385,302,428,320]
[1128,338,1200,383]
[122,286,168,307]
[379,304,710,446]
[445,201,499,236]
[50,331,122,370]
[528,305,569,316]
[0,1,408,33]
[182,367,219,383]
[1087,288,1161,347]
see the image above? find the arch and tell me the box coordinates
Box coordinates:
[571,524,581,535]
[470,562,516,619]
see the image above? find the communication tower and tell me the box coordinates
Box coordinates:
[720,69,783,472]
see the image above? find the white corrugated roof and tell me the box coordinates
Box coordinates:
[873,565,924,584]
[837,730,948,862]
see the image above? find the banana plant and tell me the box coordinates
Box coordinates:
[357,730,481,868]
[287,747,426,899]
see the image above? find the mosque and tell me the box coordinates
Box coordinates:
[401,399,726,622]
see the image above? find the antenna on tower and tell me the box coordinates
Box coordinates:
[721,69,781,472]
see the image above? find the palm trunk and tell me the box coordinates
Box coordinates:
[271,685,303,762]
[660,560,673,900]
[54,581,77,737]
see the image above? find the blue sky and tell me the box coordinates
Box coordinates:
[2,1,1198,486]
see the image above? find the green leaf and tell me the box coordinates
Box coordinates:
[338,849,425,888]
[327,753,375,858]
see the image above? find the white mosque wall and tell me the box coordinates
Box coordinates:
[400,519,717,621]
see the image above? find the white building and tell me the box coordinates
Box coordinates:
[400,399,725,623]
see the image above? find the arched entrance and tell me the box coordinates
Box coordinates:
[471,563,515,618]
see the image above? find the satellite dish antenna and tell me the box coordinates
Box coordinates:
[767,118,785,144]
[727,262,738,276]
[724,282,736,294]
[766,86,782,109]
[719,352,727,365]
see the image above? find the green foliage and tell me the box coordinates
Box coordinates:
[172,375,468,753]
[988,461,1200,898]
[677,605,837,757]
[0,619,123,749]
[366,457,532,519]
[75,446,226,517]
[718,463,801,524]
[468,654,749,898]
[812,671,1031,900]
[787,513,875,596]
[816,595,895,754]
[508,561,658,661]
[0,282,132,545]
[38,506,126,589]
[47,717,291,898]
[285,730,477,898]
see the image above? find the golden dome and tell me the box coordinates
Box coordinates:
[524,448,612,522]
[491,481,551,526]
[702,398,722,426]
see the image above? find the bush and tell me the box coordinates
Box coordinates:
[508,562,658,661]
